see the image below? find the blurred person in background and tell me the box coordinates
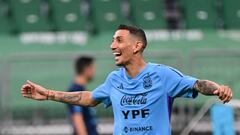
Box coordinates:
[67,56,98,135]
[21,24,233,135]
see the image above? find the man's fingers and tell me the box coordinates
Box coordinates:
[213,90,219,95]
[21,83,34,98]
[21,84,32,93]
[22,93,32,98]
[214,85,233,104]
[27,80,37,87]
[218,88,224,99]
[225,87,233,103]
[22,84,31,89]
[21,81,38,99]
[21,88,32,95]
[21,84,28,89]
[219,86,233,103]
[21,90,28,94]
[221,86,228,100]
[229,91,233,102]
[26,80,38,92]
[222,88,231,103]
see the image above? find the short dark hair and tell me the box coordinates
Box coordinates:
[117,24,147,51]
[75,56,94,74]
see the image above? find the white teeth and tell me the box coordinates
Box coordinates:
[113,52,121,56]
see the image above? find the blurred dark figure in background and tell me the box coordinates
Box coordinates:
[67,56,98,135]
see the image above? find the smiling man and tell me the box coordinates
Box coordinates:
[22,24,233,135]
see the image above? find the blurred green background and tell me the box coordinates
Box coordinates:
[0,0,240,134]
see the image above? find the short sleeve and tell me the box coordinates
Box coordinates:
[92,74,112,108]
[163,66,198,98]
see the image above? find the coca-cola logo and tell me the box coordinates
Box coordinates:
[120,93,148,106]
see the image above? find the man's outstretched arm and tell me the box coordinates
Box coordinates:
[21,80,99,107]
[193,80,233,103]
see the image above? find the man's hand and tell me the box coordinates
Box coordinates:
[21,80,48,100]
[213,85,233,103]
[194,80,233,103]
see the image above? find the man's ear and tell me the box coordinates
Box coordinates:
[133,41,144,54]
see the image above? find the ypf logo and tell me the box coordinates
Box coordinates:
[143,73,152,90]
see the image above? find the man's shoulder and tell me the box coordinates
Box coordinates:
[148,62,169,70]
[107,68,123,79]
[148,63,183,75]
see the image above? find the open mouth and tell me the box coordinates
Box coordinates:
[113,52,122,60]
[113,52,122,57]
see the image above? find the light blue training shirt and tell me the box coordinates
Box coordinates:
[92,63,198,135]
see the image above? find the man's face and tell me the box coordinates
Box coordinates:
[111,30,136,66]
[84,62,95,81]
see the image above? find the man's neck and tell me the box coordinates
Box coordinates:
[124,57,146,78]
[74,75,88,86]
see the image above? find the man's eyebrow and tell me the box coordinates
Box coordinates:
[113,36,123,39]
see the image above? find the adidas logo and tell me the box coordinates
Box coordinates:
[117,83,124,90]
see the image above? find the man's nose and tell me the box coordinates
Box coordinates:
[111,42,117,50]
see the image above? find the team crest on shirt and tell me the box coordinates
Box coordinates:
[143,73,152,90]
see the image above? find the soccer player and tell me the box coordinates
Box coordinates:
[22,24,233,135]
[67,56,98,135]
